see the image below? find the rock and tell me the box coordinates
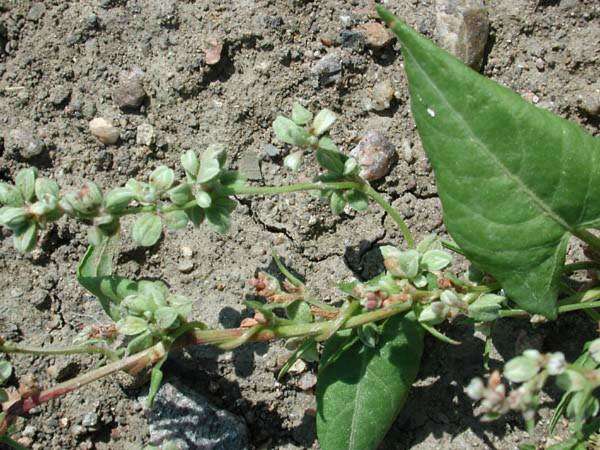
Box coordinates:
[136,123,155,146]
[434,0,490,70]
[49,85,71,107]
[340,30,365,51]
[262,143,280,158]
[311,53,342,86]
[177,259,194,274]
[153,0,178,26]
[147,380,249,450]
[81,412,99,428]
[350,131,397,181]
[27,3,46,22]
[205,39,223,65]
[297,372,317,391]
[360,22,394,49]
[5,127,45,159]
[89,118,119,145]
[113,68,146,110]
[370,80,395,111]
[288,358,307,374]
[577,83,600,117]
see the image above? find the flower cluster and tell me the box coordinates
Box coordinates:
[116,281,194,354]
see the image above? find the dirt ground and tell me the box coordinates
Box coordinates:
[0,0,598,449]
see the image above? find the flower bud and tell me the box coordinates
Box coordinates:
[104,187,134,213]
[311,109,336,136]
[181,150,200,180]
[546,352,566,376]
[149,166,175,192]
[465,377,485,400]
[440,290,465,309]
[0,206,29,229]
[418,301,449,325]
[167,183,193,206]
[504,355,540,383]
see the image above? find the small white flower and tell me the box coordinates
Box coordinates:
[546,352,566,376]
[465,378,485,400]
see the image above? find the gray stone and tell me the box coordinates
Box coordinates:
[26,3,46,21]
[136,123,156,146]
[370,80,395,111]
[49,85,71,107]
[81,412,99,428]
[262,143,280,158]
[5,127,45,159]
[435,0,490,70]
[147,381,249,450]
[113,67,146,110]
[153,0,178,26]
[350,131,397,181]
[177,259,195,274]
[311,54,342,86]
[577,82,600,117]
[340,30,365,51]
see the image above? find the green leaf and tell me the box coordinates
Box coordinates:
[330,191,346,215]
[312,109,337,136]
[13,222,37,253]
[167,183,193,206]
[0,182,24,206]
[0,360,12,384]
[0,206,29,229]
[346,190,368,212]
[117,315,149,336]
[316,147,346,174]
[127,330,153,354]
[273,116,311,147]
[197,157,220,184]
[168,294,193,318]
[149,166,175,192]
[317,313,424,450]
[155,306,179,330]
[195,190,212,208]
[132,213,162,247]
[467,294,505,322]
[34,178,59,200]
[163,210,188,230]
[147,359,166,407]
[292,102,313,125]
[15,167,37,202]
[504,356,540,383]
[104,187,134,213]
[420,249,452,271]
[185,205,204,227]
[378,7,600,319]
[286,300,312,323]
[204,197,236,234]
[181,150,200,180]
[278,338,317,380]
[77,234,139,320]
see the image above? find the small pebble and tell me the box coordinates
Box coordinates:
[82,412,99,428]
[113,67,146,110]
[89,118,119,145]
[350,131,397,181]
[361,22,394,49]
[288,359,307,374]
[205,39,223,65]
[578,83,600,117]
[26,3,46,21]
[181,246,194,258]
[263,143,280,158]
[311,53,342,86]
[5,127,45,159]
[177,259,195,274]
[136,123,155,146]
[340,30,365,51]
[371,80,395,111]
[297,372,317,391]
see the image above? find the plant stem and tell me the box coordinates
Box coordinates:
[0,342,120,360]
[499,299,600,318]
[360,183,414,247]
[2,301,414,418]
[232,181,361,196]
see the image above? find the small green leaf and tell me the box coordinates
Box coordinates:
[286,300,312,323]
[346,190,368,212]
[0,388,8,402]
[556,369,589,393]
[291,102,313,125]
[149,166,175,192]
[167,183,193,206]
[139,281,168,307]
[181,150,200,180]
[468,294,505,322]
[0,206,29,229]
[418,301,448,325]
[0,360,12,384]
[343,157,359,176]
[104,187,134,213]
[273,116,311,147]
[204,144,227,168]
[357,323,380,348]
[420,249,452,271]
[278,338,317,380]
[316,148,346,174]
[330,191,346,215]
[15,167,38,202]
[195,190,212,208]
[185,205,204,227]
[381,247,420,279]
[504,356,540,383]
[147,361,165,407]
[132,213,162,247]
[205,197,236,234]
[317,313,424,450]
[118,315,149,336]
[122,294,157,315]
[13,222,37,253]
[34,178,59,200]
[312,109,337,136]
[127,330,153,354]
[197,158,220,184]
[169,294,193,318]
[155,306,179,330]
[163,210,188,230]
[0,182,24,206]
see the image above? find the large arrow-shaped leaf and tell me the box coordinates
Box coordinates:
[378,6,600,318]
[316,313,424,450]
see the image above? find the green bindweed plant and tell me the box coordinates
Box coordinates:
[0,5,599,450]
